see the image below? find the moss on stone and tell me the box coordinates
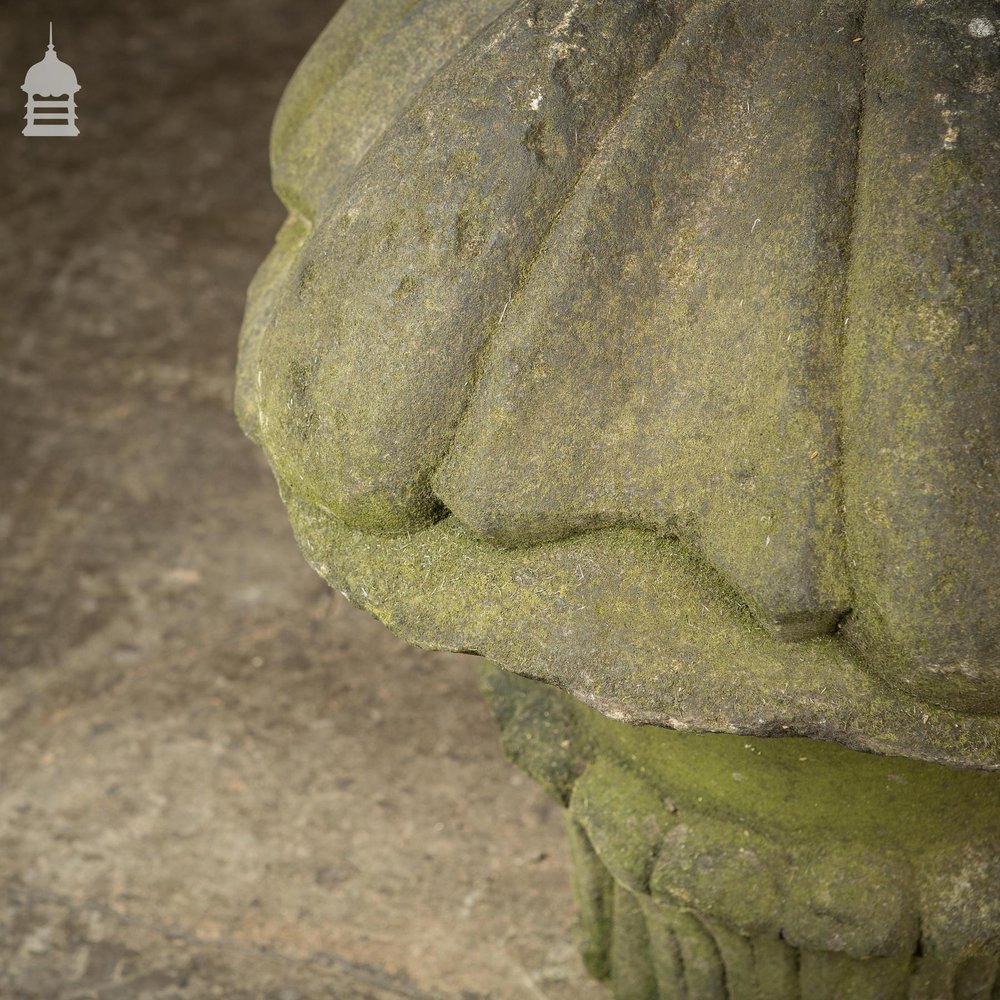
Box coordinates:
[288,487,1000,768]
[483,664,1000,964]
[236,0,999,763]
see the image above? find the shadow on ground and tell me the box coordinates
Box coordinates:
[0,1,606,997]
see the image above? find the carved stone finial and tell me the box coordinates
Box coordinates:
[237,2,1000,994]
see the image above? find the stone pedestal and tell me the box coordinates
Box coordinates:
[481,664,1000,999]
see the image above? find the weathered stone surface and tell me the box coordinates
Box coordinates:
[482,665,1000,997]
[237,0,1000,761]
[841,2,1000,715]
[280,491,1000,768]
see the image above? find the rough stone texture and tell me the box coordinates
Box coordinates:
[279,495,1000,770]
[0,1,606,996]
[482,664,1000,998]
[236,0,1000,764]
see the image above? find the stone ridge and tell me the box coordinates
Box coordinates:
[281,488,1000,770]
[236,0,1000,753]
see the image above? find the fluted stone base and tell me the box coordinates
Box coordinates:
[565,820,999,1000]
[480,664,1000,1000]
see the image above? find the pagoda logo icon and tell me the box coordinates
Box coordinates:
[22,24,80,137]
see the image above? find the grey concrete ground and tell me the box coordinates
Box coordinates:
[0,1,607,997]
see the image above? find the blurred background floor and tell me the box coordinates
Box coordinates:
[0,2,606,997]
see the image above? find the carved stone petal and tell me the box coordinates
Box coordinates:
[237,0,1000,755]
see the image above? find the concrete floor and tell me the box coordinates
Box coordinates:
[0,2,607,997]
